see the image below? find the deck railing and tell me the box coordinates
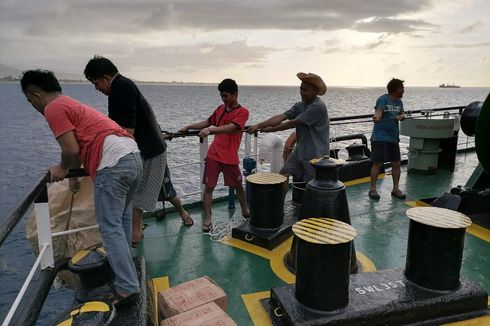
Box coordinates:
[0,105,472,325]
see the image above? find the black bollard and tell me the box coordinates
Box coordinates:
[52,301,116,325]
[68,244,115,289]
[293,218,357,311]
[286,156,359,274]
[404,207,472,290]
[345,143,368,161]
[246,172,287,229]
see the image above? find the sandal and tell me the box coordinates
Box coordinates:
[154,209,167,220]
[368,190,380,200]
[110,290,138,308]
[202,223,213,233]
[391,189,406,199]
[181,214,194,227]
[131,233,144,248]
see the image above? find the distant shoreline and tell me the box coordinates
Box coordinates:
[2,77,486,88]
[0,77,216,86]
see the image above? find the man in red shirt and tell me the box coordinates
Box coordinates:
[180,79,249,232]
[21,70,142,306]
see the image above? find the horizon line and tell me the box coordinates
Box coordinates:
[1,76,485,88]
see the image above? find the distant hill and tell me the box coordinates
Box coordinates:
[0,63,85,81]
[0,63,212,85]
[0,63,21,78]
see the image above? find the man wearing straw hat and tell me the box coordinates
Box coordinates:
[247,72,330,192]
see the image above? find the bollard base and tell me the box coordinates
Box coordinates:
[265,268,488,326]
[338,159,380,182]
[232,201,299,250]
[74,256,149,325]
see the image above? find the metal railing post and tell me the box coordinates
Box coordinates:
[34,185,54,269]
[1,243,49,326]
[245,133,251,156]
[253,131,258,165]
[199,136,208,196]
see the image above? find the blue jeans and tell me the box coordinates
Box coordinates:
[94,152,142,295]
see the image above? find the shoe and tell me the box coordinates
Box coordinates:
[202,223,213,233]
[109,290,138,308]
[154,210,167,221]
[391,190,406,199]
[368,190,380,200]
[181,214,194,227]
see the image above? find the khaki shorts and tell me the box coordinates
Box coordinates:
[279,151,316,182]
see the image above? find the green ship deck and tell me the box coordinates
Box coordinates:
[137,151,490,325]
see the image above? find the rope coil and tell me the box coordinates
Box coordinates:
[208,215,247,242]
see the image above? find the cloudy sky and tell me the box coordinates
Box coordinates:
[1,0,489,86]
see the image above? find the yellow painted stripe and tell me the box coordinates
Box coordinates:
[302,218,357,237]
[407,207,472,228]
[293,225,350,244]
[294,221,355,240]
[411,213,469,229]
[71,249,89,265]
[416,208,471,227]
[148,276,169,325]
[357,252,377,272]
[269,236,296,284]
[306,217,357,234]
[344,173,385,187]
[293,218,356,244]
[467,224,490,243]
[79,301,110,313]
[293,225,354,242]
[223,238,272,259]
[407,207,468,226]
[293,227,350,244]
[242,291,273,326]
[405,200,431,208]
[420,213,470,228]
[246,172,287,185]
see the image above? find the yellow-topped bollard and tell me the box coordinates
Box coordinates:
[246,172,287,229]
[292,218,357,311]
[405,207,472,290]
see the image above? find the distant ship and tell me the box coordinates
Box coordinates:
[439,83,461,88]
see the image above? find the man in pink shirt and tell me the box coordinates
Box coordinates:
[180,79,249,232]
[21,69,142,307]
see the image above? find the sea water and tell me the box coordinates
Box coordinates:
[0,82,488,324]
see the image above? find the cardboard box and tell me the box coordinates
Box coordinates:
[158,276,227,318]
[160,302,236,326]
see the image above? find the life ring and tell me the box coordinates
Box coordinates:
[283,132,296,161]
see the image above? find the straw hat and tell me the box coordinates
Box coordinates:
[297,72,327,95]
